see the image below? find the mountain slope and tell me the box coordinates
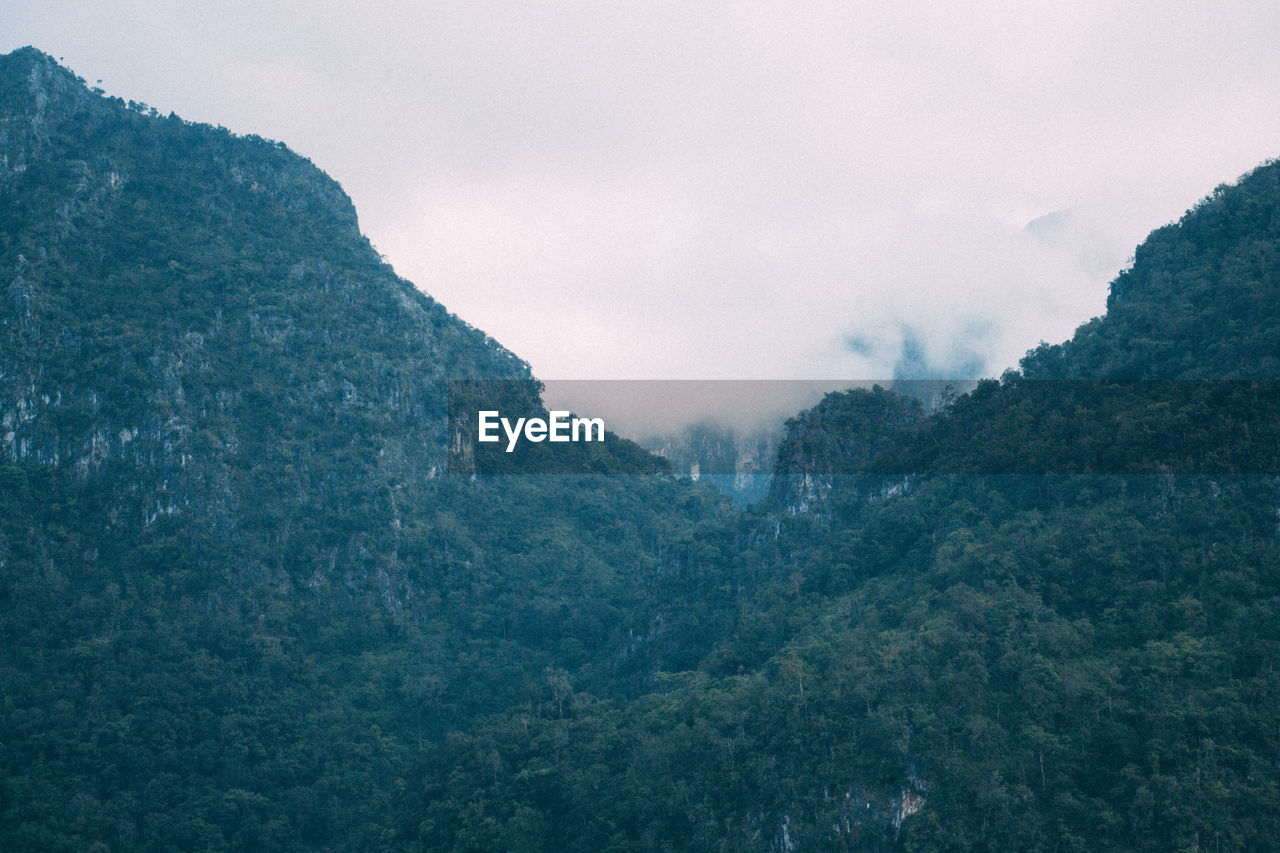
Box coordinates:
[8,44,1280,853]
[1021,160,1280,379]
[405,163,1280,850]
[0,48,739,852]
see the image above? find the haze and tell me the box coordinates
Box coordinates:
[7,1,1280,381]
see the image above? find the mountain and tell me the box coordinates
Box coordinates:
[0,47,738,851]
[6,45,1280,853]
[1020,160,1280,380]
[767,385,923,514]
[403,167,1280,848]
[637,420,779,506]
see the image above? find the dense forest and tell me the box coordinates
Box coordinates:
[3,46,1280,851]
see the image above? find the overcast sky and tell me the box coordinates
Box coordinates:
[7,2,1280,382]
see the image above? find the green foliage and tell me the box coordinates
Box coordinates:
[402,154,1280,849]
[1020,159,1280,380]
[6,46,1280,852]
[0,48,735,850]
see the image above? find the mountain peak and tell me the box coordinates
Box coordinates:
[0,48,531,493]
[0,45,88,99]
[1020,158,1280,379]
[0,46,105,161]
[1,45,63,70]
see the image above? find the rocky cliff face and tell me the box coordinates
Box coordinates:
[766,385,923,515]
[638,421,779,505]
[1,47,529,522]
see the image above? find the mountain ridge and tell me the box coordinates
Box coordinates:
[5,45,1280,852]
[0,48,739,850]
[403,151,1280,850]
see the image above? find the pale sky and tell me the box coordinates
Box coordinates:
[7,2,1280,381]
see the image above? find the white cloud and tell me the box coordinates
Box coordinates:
[7,1,1280,381]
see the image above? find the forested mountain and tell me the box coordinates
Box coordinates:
[1019,162,1280,380]
[4,45,1280,852]
[638,421,780,506]
[0,47,738,850]
[402,167,1280,849]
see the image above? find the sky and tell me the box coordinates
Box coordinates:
[7,2,1280,385]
